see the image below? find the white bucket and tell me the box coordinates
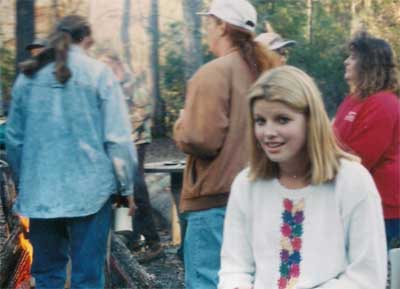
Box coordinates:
[114,207,133,232]
[390,248,400,289]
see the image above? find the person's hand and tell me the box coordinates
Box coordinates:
[127,195,136,216]
[179,109,184,118]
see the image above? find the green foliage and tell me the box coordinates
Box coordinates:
[251,0,400,115]
[159,21,214,135]
[367,0,400,59]
[252,0,351,115]
[0,46,16,112]
[159,22,186,135]
[159,0,400,133]
[254,0,308,40]
[292,1,350,115]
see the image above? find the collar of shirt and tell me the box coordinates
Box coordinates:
[70,44,87,55]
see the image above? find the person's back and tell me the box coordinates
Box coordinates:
[6,15,136,289]
[173,1,278,288]
[13,46,124,217]
[177,50,255,211]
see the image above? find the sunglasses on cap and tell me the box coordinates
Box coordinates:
[276,48,288,57]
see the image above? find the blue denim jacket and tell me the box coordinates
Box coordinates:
[6,45,137,218]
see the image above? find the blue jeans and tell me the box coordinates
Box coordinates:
[183,207,226,289]
[385,218,400,249]
[30,199,112,289]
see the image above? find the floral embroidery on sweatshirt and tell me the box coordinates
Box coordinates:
[277,198,305,289]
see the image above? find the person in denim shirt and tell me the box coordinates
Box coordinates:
[6,15,137,289]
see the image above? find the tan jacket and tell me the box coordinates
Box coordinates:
[174,50,255,212]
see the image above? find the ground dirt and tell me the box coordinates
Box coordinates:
[139,137,185,289]
[138,230,185,289]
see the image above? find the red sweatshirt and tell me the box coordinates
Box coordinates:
[334,91,400,219]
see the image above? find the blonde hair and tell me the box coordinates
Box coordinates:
[247,65,358,184]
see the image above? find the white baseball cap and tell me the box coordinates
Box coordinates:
[197,0,257,32]
[255,32,296,51]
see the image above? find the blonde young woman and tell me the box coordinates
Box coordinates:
[218,66,387,289]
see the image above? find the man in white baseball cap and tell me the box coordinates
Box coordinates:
[256,32,297,65]
[197,0,257,32]
[174,0,278,289]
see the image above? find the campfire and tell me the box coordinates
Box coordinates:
[18,217,33,265]
[0,160,32,289]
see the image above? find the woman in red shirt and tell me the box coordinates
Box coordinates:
[334,32,400,249]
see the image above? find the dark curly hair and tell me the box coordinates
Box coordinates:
[349,31,399,98]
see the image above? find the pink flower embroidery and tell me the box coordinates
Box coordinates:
[278,277,288,289]
[290,264,300,278]
[281,223,292,237]
[291,237,302,251]
[278,199,305,289]
[284,199,293,211]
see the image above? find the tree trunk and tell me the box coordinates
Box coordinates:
[51,0,60,27]
[364,0,372,9]
[121,0,133,70]
[350,0,359,34]
[306,0,313,43]
[361,0,373,27]
[0,62,3,117]
[0,33,3,116]
[149,0,166,137]
[182,0,203,81]
[16,0,35,70]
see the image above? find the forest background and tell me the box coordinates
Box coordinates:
[0,0,399,137]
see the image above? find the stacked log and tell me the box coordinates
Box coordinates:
[109,233,155,288]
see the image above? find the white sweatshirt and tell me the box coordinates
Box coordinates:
[219,159,387,289]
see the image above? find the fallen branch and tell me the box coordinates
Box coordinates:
[110,233,155,289]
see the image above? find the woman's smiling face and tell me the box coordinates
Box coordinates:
[253,99,308,170]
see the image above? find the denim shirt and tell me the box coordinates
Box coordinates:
[6,45,137,218]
